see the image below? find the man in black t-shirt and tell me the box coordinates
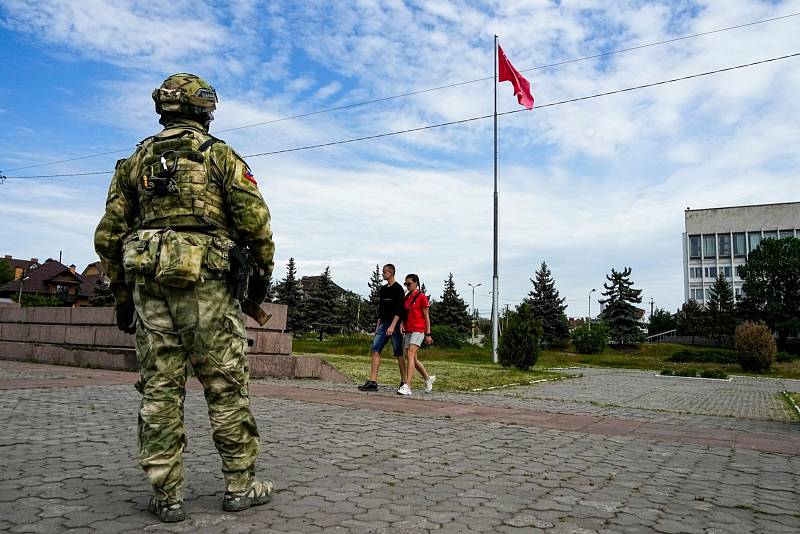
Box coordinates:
[358,264,405,391]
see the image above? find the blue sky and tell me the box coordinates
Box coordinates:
[1,0,799,318]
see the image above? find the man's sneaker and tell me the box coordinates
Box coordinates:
[148,496,185,523]
[424,375,437,393]
[223,479,274,512]
[358,380,378,391]
[397,383,412,396]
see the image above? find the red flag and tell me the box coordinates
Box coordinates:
[498,45,534,110]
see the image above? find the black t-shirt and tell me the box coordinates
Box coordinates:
[378,282,405,323]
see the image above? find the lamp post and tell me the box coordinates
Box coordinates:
[467,282,482,341]
[588,288,596,330]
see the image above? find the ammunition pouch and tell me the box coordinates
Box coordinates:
[122,229,236,288]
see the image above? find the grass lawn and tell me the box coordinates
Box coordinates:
[293,336,800,381]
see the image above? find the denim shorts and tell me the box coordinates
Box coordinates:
[371,322,403,357]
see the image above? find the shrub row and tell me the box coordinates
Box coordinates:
[660,368,728,379]
[667,349,737,364]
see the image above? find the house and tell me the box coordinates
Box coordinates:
[0,257,97,307]
[299,275,347,300]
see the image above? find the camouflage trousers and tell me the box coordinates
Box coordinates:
[132,277,260,502]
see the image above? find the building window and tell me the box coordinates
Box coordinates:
[735,287,743,299]
[703,234,716,258]
[748,231,761,252]
[691,288,704,302]
[779,229,795,239]
[688,235,701,258]
[723,266,732,278]
[718,234,731,256]
[704,267,717,278]
[733,233,747,256]
[763,230,778,240]
[689,267,702,278]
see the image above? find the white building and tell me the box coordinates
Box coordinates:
[683,202,800,305]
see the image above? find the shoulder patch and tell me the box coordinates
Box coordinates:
[243,168,257,185]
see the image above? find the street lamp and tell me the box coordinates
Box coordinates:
[467,282,482,341]
[588,288,596,330]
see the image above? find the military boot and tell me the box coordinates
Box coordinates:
[148,496,185,523]
[222,469,273,512]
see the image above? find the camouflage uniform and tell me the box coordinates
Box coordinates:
[94,74,274,520]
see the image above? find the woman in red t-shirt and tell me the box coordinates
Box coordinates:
[397,274,435,396]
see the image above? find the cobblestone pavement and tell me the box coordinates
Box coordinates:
[0,361,798,533]
[270,362,800,438]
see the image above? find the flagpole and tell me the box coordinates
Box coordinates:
[491,34,499,364]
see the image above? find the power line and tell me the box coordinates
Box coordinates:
[4,51,799,180]
[3,11,797,174]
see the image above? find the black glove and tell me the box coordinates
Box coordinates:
[247,266,270,304]
[115,299,136,334]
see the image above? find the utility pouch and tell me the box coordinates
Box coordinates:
[205,237,235,273]
[122,230,162,284]
[155,229,204,288]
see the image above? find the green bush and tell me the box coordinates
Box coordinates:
[776,351,795,363]
[660,369,674,376]
[699,368,729,379]
[571,322,609,354]
[674,367,698,377]
[430,325,462,349]
[498,303,542,371]
[667,349,737,364]
[735,322,776,373]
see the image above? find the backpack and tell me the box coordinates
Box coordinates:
[401,291,422,322]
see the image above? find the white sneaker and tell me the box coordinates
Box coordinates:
[397,384,412,396]
[424,375,436,393]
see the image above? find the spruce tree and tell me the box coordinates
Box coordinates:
[429,273,471,335]
[306,266,339,340]
[676,299,706,344]
[707,273,736,342]
[367,264,383,320]
[524,261,570,346]
[275,258,304,333]
[263,274,275,303]
[598,267,644,345]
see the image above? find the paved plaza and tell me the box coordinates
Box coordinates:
[0,360,798,533]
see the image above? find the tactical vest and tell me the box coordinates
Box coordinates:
[134,126,232,237]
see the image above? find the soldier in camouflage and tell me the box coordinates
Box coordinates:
[94,73,275,523]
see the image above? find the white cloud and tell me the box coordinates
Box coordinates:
[1,0,799,318]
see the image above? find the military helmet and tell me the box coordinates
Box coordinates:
[152,73,218,116]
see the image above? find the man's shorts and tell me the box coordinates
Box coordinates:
[371,322,403,357]
[403,332,425,349]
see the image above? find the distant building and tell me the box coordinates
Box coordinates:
[299,275,346,298]
[682,202,800,305]
[0,256,97,306]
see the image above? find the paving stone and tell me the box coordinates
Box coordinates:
[1,362,800,532]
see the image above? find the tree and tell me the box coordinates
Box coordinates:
[738,237,800,349]
[263,274,275,303]
[0,260,13,286]
[367,264,383,322]
[598,267,644,345]
[429,273,471,335]
[524,261,570,346]
[334,291,369,334]
[275,258,304,333]
[648,307,677,336]
[706,273,736,343]
[89,279,115,307]
[676,300,706,344]
[305,266,339,340]
[498,302,542,371]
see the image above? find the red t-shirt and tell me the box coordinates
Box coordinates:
[403,291,429,333]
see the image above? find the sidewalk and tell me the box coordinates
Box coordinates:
[0,360,798,533]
